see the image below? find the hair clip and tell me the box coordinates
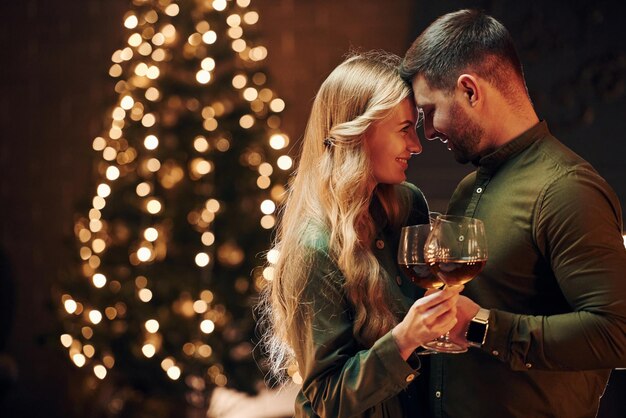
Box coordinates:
[323,137,335,148]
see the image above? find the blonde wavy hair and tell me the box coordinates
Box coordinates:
[259,51,413,381]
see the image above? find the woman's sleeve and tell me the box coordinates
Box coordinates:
[401,182,430,225]
[294,253,420,418]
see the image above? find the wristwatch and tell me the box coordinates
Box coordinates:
[465,308,490,348]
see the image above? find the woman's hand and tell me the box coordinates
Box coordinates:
[392,286,462,360]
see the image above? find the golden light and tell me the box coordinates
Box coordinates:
[142,343,156,358]
[243,87,258,101]
[203,118,218,131]
[227,14,241,27]
[201,232,215,246]
[144,134,159,150]
[92,238,106,253]
[146,66,160,79]
[124,15,138,29]
[232,74,247,89]
[92,196,106,210]
[270,98,285,112]
[237,0,251,7]
[145,319,160,333]
[196,70,212,84]
[256,176,270,189]
[81,327,93,339]
[161,357,175,371]
[142,113,156,127]
[266,249,280,264]
[258,162,273,176]
[138,288,153,302]
[202,30,217,44]
[212,0,227,11]
[243,11,259,25]
[92,137,106,151]
[216,137,230,152]
[80,247,92,260]
[231,39,246,52]
[146,158,161,172]
[194,136,210,152]
[192,158,212,175]
[259,88,273,102]
[136,182,151,197]
[261,215,276,229]
[145,87,160,101]
[120,95,134,110]
[60,334,73,348]
[89,219,103,233]
[262,266,275,281]
[137,247,152,262]
[83,344,95,358]
[205,199,220,212]
[64,299,78,314]
[97,184,111,198]
[136,276,148,288]
[103,355,115,368]
[72,354,86,368]
[260,199,276,215]
[89,310,103,324]
[249,46,268,61]
[112,107,126,120]
[162,24,176,43]
[193,300,208,314]
[120,47,133,61]
[152,32,165,46]
[277,155,293,170]
[167,366,181,380]
[144,227,158,241]
[135,62,148,76]
[228,27,243,39]
[198,344,213,358]
[239,114,254,129]
[200,319,215,334]
[92,273,107,288]
[195,252,210,267]
[623,234,626,247]
[269,133,288,149]
[109,64,122,77]
[138,42,152,56]
[146,199,162,214]
[109,127,122,140]
[201,57,216,71]
[128,33,142,47]
[94,365,107,380]
[165,3,180,16]
[106,166,120,181]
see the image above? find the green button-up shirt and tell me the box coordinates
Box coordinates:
[294,183,431,418]
[429,121,626,418]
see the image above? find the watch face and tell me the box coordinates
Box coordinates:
[466,321,487,345]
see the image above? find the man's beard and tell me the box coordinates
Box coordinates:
[447,101,484,164]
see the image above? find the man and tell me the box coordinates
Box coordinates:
[400,9,626,418]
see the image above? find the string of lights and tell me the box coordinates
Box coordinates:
[55,0,289,411]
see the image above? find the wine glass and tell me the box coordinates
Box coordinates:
[423,215,488,353]
[397,223,446,353]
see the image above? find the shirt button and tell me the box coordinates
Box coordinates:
[395,275,402,286]
[525,363,532,369]
[476,187,483,194]
[492,350,499,356]
[405,373,415,382]
[375,240,385,249]
[435,391,442,398]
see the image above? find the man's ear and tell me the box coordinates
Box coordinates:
[457,74,481,107]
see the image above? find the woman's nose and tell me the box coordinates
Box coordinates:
[408,130,423,155]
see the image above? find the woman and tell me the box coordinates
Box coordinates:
[259,52,460,417]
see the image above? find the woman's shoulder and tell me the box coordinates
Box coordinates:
[394,182,429,224]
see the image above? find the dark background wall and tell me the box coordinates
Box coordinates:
[0,1,624,417]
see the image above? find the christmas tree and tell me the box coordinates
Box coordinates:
[54,0,289,415]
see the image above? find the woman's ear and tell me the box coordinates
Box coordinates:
[457,74,481,107]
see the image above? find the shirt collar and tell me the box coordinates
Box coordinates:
[478,120,549,174]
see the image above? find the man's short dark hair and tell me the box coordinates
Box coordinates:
[400,9,525,95]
